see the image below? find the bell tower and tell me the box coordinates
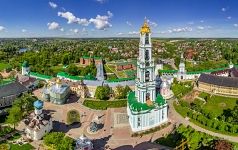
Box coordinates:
[135,20,156,103]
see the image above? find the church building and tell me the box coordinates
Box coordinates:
[127,20,168,132]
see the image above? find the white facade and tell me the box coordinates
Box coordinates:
[177,53,187,80]
[128,21,168,132]
[22,66,30,75]
[25,100,53,140]
[127,106,167,132]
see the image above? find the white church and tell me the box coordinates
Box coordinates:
[127,20,168,132]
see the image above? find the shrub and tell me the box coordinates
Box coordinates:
[66,109,80,125]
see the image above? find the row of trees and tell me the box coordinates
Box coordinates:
[156,124,235,150]
[94,85,131,100]
[66,63,97,76]
[176,98,238,134]
[187,111,238,134]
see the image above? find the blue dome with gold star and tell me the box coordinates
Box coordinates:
[34,100,43,110]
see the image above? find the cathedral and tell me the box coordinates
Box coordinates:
[127,20,168,132]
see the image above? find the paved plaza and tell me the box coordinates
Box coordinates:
[18,89,173,150]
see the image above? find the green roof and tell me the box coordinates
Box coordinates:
[57,72,95,81]
[22,61,29,67]
[82,56,91,59]
[159,67,228,74]
[127,92,166,112]
[94,56,102,60]
[29,72,52,80]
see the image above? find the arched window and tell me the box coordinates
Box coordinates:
[145,71,150,82]
[145,50,149,61]
[146,93,150,101]
[145,33,149,44]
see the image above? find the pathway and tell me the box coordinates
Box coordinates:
[168,98,238,143]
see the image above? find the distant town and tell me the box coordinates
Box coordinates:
[0,20,237,150]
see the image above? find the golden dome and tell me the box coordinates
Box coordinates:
[140,20,151,34]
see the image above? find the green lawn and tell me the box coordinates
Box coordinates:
[51,65,65,73]
[202,94,238,117]
[106,74,118,80]
[171,80,193,98]
[0,63,11,71]
[104,64,114,73]
[9,143,34,150]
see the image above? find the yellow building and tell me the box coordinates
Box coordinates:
[197,73,238,96]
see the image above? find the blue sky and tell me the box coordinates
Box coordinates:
[0,0,238,38]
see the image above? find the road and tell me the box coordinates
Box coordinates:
[168,98,238,143]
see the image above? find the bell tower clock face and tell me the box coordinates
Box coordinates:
[145,33,149,45]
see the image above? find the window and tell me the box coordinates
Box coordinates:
[146,93,150,101]
[145,33,149,44]
[145,50,149,61]
[162,110,164,120]
[145,71,150,82]
[137,117,141,127]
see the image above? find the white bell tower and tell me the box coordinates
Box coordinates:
[135,20,156,103]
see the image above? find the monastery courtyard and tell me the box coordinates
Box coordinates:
[16,89,174,150]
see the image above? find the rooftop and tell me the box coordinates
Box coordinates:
[0,81,28,99]
[127,92,166,112]
[198,73,238,88]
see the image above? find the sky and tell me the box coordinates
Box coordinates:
[0,0,238,38]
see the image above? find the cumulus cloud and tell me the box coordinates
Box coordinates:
[234,24,238,27]
[0,26,5,32]
[197,26,205,30]
[22,29,27,33]
[47,22,60,30]
[60,28,64,32]
[128,31,139,35]
[148,20,158,27]
[200,20,204,23]
[89,11,113,30]
[58,11,90,26]
[117,32,124,35]
[227,16,232,20]
[70,29,79,34]
[49,1,57,8]
[171,27,192,33]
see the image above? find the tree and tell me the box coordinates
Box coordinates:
[95,85,110,100]
[66,64,78,76]
[43,132,74,150]
[115,85,124,99]
[6,106,22,129]
[13,94,37,116]
[123,85,132,98]
[213,140,233,150]
[66,109,80,125]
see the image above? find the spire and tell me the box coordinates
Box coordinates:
[140,18,151,34]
